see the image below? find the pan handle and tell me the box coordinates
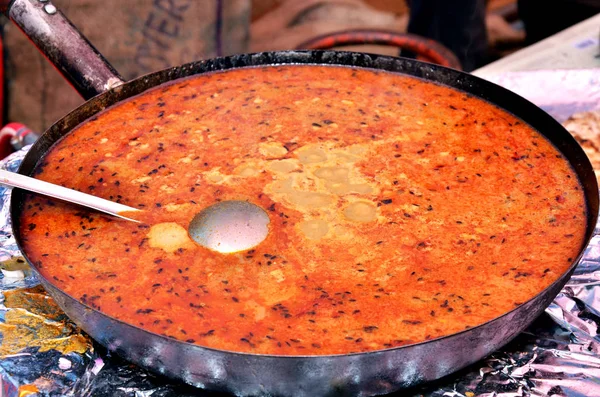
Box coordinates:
[1,0,124,100]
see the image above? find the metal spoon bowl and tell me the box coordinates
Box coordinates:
[0,169,270,253]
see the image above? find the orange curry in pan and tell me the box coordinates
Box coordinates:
[19,65,587,355]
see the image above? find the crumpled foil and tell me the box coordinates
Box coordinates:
[1,145,599,397]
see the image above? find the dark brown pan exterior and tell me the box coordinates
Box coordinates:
[4,1,599,396]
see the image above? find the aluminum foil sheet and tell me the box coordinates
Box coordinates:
[1,146,599,397]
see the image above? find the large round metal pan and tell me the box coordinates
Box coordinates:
[4,1,599,395]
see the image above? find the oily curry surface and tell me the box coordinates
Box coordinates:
[20,65,587,355]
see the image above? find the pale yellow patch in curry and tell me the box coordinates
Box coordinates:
[198,140,381,243]
[131,176,151,184]
[266,176,336,210]
[147,222,196,253]
[296,145,328,164]
[344,201,378,222]
[258,142,288,158]
[204,168,229,184]
[298,219,329,240]
[267,159,299,174]
[164,203,193,212]
[263,141,381,240]
[244,300,267,321]
[234,163,261,177]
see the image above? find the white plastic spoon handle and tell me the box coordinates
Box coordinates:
[0,169,140,222]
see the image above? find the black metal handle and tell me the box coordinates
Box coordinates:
[4,0,125,99]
